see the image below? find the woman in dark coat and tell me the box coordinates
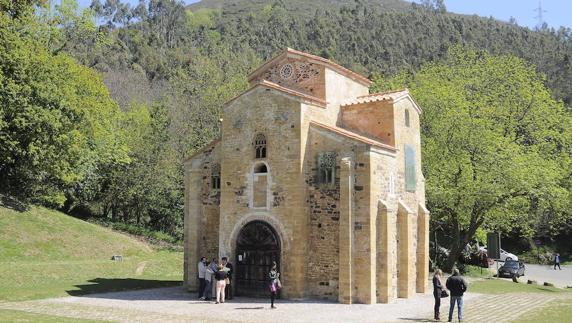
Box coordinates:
[269,262,280,309]
[433,269,445,320]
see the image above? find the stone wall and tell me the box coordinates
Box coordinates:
[305,129,344,299]
[219,88,306,298]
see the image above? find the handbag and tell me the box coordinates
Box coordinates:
[440,290,449,298]
[225,277,230,285]
[276,278,282,289]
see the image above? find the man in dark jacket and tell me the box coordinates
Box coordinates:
[446,269,468,322]
[222,257,233,300]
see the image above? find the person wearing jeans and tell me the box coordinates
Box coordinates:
[554,253,561,270]
[214,264,228,304]
[446,269,468,322]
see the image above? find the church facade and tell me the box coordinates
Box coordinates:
[183,48,429,304]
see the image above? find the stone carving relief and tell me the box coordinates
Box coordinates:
[260,59,322,97]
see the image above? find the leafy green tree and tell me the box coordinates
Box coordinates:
[0,4,128,206]
[374,47,572,271]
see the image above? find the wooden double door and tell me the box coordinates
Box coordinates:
[235,221,280,297]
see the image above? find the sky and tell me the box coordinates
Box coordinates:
[412,0,571,30]
[73,0,571,30]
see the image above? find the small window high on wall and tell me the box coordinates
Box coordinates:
[405,109,410,127]
[211,164,221,190]
[254,134,267,159]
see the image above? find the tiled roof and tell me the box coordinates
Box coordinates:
[341,88,422,114]
[224,79,326,108]
[247,48,372,86]
[310,121,396,152]
[341,89,410,106]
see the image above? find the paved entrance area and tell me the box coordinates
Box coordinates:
[1,286,570,322]
[521,264,571,288]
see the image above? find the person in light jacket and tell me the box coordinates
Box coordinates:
[197,257,207,299]
[201,259,216,300]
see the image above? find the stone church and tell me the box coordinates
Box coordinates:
[183,48,429,304]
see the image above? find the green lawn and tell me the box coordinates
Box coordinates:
[512,299,572,323]
[469,278,570,294]
[0,309,109,323]
[0,205,183,301]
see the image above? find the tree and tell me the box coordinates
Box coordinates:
[0,4,128,205]
[374,47,572,271]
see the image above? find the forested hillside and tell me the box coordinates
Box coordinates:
[1,0,571,244]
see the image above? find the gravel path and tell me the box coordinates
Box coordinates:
[3,286,568,322]
[0,287,450,322]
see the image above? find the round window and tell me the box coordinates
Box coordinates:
[279,64,294,79]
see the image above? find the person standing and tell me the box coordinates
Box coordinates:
[446,268,467,323]
[554,253,562,270]
[222,257,233,300]
[433,269,445,321]
[210,258,218,298]
[197,257,207,299]
[269,262,281,309]
[214,264,228,304]
[201,259,216,301]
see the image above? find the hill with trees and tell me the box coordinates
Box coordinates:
[1,0,571,258]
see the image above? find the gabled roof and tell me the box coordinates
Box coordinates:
[247,48,372,87]
[341,88,422,114]
[310,121,396,152]
[224,79,327,109]
[183,138,221,163]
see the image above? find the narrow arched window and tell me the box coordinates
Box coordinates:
[211,164,221,190]
[254,134,267,159]
[317,152,336,185]
[252,162,269,208]
[405,109,410,127]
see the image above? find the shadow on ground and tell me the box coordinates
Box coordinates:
[67,283,343,306]
[66,278,181,298]
[0,194,28,212]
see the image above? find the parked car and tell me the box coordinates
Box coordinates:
[479,246,518,262]
[498,260,525,278]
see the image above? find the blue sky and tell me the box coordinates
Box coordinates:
[74,0,571,30]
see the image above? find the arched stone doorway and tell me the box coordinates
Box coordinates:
[235,220,280,297]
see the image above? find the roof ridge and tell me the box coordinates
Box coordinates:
[224,79,326,108]
[310,121,396,152]
[247,48,372,86]
[357,88,409,98]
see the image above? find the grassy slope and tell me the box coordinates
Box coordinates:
[512,299,572,323]
[0,205,182,301]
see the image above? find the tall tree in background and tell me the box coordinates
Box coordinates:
[0,1,128,205]
[374,47,572,271]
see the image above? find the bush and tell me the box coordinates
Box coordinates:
[89,219,182,248]
[519,246,555,265]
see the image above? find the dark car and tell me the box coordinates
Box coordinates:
[498,260,525,278]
